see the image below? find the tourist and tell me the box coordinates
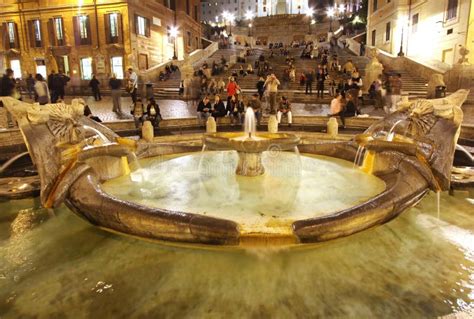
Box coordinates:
[51,70,70,103]
[34,74,50,105]
[179,80,184,96]
[248,93,262,125]
[374,74,384,109]
[342,92,361,128]
[256,77,265,100]
[351,73,364,105]
[316,67,327,99]
[131,98,146,129]
[389,73,402,113]
[328,78,337,97]
[0,69,18,127]
[227,94,244,125]
[197,95,212,124]
[127,68,138,103]
[109,74,123,117]
[328,92,344,117]
[289,66,296,83]
[47,71,56,102]
[26,74,35,100]
[277,96,292,126]
[264,74,280,114]
[305,70,314,94]
[217,78,226,94]
[211,95,226,119]
[247,63,254,75]
[145,98,162,128]
[226,77,240,106]
[89,75,101,101]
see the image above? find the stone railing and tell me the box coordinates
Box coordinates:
[338,35,362,56]
[141,39,218,82]
[374,47,446,81]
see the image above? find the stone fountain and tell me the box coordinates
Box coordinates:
[0,90,469,245]
[203,108,300,176]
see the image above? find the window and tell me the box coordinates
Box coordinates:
[49,17,65,46]
[106,13,123,44]
[10,60,22,79]
[385,22,391,42]
[79,16,88,40]
[136,16,150,37]
[371,29,376,46]
[35,59,47,79]
[30,20,42,47]
[187,31,192,47]
[73,15,91,45]
[111,56,124,79]
[7,23,16,48]
[446,0,458,20]
[186,0,190,15]
[373,0,378,12]
[80,57,93,80]
[412,14,419,33]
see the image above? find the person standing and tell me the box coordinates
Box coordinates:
[0,69,18,127]
[109,74,123,117]
[89,75,101,101]
[316,66,327,99]
[52,71,70,102]
[127,67,138,103]
[389,73,402,113]
[47,71,56,102]
[305,70,314,95]
[248,94,262,125]
[226,77,239,107]
[256,77,265,101]
[26,74,35,100]
[34,74,50,105]
[264,74,280,114]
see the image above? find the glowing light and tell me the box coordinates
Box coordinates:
[327,7,335,18]
[353,15,362,24]
[227,13,235,23]
[306,7,314,17]
[245,10,254,20]
[311,19,316,25]
[338,4,345,13]
[169,26,179,38]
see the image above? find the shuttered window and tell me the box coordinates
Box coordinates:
[105,13,123,44]
[73,15,92,46]
[135,15,150,37]
[48,17,65,46]
[28,19,43,48]
[2,22,20,50]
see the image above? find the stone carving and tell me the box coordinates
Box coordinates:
[458,45,470,65]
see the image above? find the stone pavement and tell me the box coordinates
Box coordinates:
[0,95,472,128]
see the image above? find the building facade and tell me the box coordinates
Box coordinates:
[0,0,201,88]
[366,0,474,66]
[201,0,309,24]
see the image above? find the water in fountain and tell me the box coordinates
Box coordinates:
[387,119,405,142]
[244,107,257,139]
[82,125,110,144]
[353,146,365,168]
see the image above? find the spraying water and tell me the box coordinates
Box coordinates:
[387,120,405,142]
[82,125,110,144]
[244,107,257,139]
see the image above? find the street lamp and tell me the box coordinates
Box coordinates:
[397,16,408,57]
[245,10,254,37]
[306,7,314,35]
[228,13,235,36]
[327,7,335,32]
[170,26,179,60]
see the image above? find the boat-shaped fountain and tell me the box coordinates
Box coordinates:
[0,90,469,245]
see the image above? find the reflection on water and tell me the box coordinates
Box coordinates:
[0,191,473,318]
[102,152,386,234]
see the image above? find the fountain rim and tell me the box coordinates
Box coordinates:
[203,132,301,152]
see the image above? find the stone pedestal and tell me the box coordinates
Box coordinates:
[236,152,264,177]
[206,117,217,133]
[142,121,154,142]
[327,117,338,138]
[268,115,278,133]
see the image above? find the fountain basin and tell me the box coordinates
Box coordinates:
[204,132,300,176]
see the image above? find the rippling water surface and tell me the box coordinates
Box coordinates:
[0,191,473,318]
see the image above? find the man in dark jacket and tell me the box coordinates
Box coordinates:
[51,71,70,103]
[0,69,17,127]
[305,70,314,95]
[211,95,226,118]
[89,75,101,101]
